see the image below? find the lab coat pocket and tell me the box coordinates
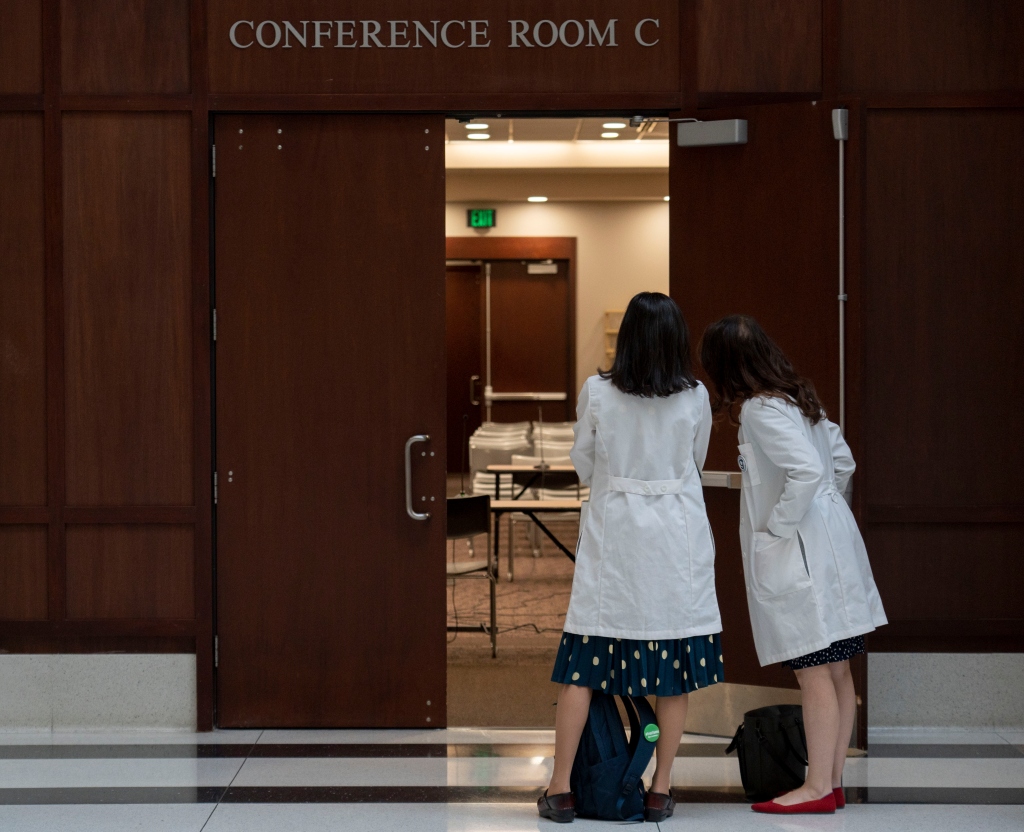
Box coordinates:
[576,500,590,555]
[738,443,761,487]
[751,531,812,599]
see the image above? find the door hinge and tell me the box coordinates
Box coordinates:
[212,309,217,341]
[212,145,216,178]
[214,635,219,668]
[213,471,218,504]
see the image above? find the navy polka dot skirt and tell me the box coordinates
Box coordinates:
[551,632,724,696]
[783,635,865,670]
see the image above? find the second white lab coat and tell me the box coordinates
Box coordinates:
[737,396,887,665]
[564,375,722,640]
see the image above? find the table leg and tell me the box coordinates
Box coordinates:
[524,511,578,563]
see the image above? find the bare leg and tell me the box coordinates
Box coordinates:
[774,664,837,805]
[829,660,857,789]
[547,684,593,795]
[651,694,688,795]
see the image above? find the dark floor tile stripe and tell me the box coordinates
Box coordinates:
[0,785,1020,806]
[249,744,447,758]
[0,787,226,805]
[845,787,1024,805]
[221,786,545,803]
[868,744,1024,758]
[0,745,254,760]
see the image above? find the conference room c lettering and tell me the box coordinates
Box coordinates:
[227,18,662,50]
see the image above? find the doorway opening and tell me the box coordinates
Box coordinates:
[442,116,672,726]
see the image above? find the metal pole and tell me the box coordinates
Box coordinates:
[484,262,492,423]
[838,134,846,435]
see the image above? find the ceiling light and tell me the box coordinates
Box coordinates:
[466,122,489,130]
[601,132,619,139]
[663,195,670,201]
[466,133,490,140]
[527,196,548,203]
[603,122,627,129]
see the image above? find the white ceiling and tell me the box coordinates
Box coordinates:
[444,117,670,143]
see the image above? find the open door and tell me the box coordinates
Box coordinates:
[671,102,844,717]
[213,114,446,727]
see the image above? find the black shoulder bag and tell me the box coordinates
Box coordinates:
[725,704,808,802]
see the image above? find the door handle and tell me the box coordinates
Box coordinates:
[405,434,431,520]
[469,375,481,406]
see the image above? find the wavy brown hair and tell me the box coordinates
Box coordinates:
[699,315,825,425]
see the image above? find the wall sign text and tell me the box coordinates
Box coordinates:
[228,18,662,50]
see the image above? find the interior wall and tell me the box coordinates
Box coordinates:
[446,201,669,399]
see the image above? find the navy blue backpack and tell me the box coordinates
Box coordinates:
[570,693,659,821]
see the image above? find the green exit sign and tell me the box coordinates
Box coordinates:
[467,208,496,228]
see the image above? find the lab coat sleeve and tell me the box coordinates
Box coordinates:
[743,399,824,538]
[827,419,856,503]
[570,379,596,487]
[693,385,712,472]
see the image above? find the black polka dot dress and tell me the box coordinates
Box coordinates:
[782,635,865,670]
[551,632,724,696]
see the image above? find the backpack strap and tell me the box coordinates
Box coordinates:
[614,696,658,818]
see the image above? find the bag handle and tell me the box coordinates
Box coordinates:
[725,723,744,756]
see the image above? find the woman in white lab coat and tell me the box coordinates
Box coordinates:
[700,315,887,816]
[539,292,722,825]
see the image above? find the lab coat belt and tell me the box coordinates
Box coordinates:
[606,476,684,496]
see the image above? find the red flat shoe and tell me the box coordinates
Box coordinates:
[751,792,837,814]
[833,787,846,809]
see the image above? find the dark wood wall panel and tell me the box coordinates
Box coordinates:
[863,109,1024,648]
[61,0,191,94]
[697,0,821,94]
[208,0,679,95]
[0,526,48,620]
[841,0,1024,93]
[65,525,194,619]
[0,114,47,506]
[866,525,1023,624]
[0,1,42,94]
[864,110,1024,509]
[63,113,193,506]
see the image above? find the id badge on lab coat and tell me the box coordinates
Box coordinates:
[737,443,761,487]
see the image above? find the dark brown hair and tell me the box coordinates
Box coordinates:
[599,292,697,397]
[699,315,824,424]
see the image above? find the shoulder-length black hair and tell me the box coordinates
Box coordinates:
[599,292,697,397]
[699,315,824,424]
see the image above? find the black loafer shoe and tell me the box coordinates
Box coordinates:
[538,790,575,823]
[644,790,675,822]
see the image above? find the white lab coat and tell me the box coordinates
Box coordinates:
[737,396,887,666]
[564,376,722,640]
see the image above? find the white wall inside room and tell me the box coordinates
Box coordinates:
[446,201,670,393]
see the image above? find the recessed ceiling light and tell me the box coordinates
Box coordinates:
[466,122,489,130]
[663,195,670,201]
[601,132,619,139]
[603,122,627,129]
[527,196,548,203]
[467,133,490,140]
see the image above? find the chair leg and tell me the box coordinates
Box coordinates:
[487,529,497,658]
[508,515,516,583]
[508,514,515,582]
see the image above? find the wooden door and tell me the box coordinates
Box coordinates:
[489,260,575,424]
[214,114,446,727]
[445,266,482,473]
[671,102,840,693]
